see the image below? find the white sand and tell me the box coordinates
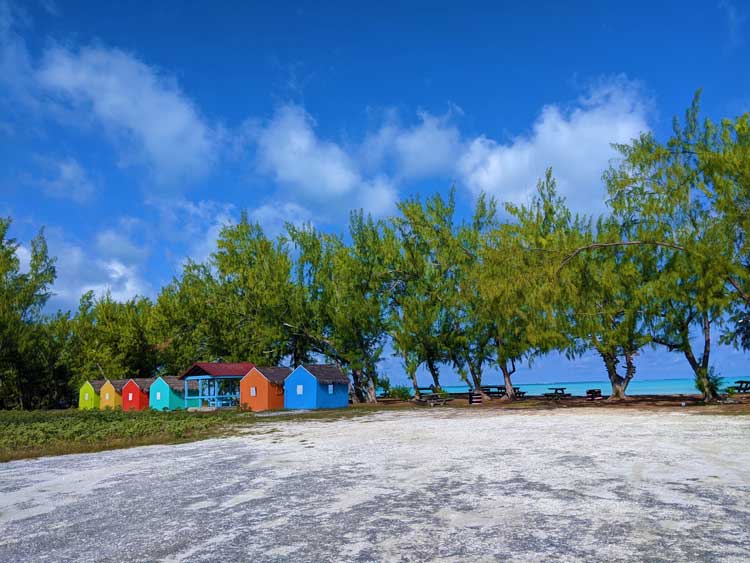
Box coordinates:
[0,409,748,562]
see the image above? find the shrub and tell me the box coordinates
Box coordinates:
[389,385,413,401]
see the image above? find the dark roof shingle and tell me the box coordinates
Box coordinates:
[107,379,129,392]
[303,364,350,385]
[251,366,292,385]
[161,375,198,391]
[126,378,156,391]
[179,362,255,379]
[89,380,106,393]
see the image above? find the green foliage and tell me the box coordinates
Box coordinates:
[2,93,748,409]
[0,408,248,461]
[694,367,723,399]
[388,385,413,401]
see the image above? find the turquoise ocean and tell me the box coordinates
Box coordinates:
[427,377,732,396]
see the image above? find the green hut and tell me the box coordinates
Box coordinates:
[78,380,105,410]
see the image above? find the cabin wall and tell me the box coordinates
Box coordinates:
[315,382,349,409]
[99,383,122,410]
[284,368,317,409]
[241,370,286,411]
[78,383,99,410]
[149,380,175,411]
[122,383,149,411]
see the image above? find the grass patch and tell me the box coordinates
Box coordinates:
[0,404,404,462]
[0,409,256,463]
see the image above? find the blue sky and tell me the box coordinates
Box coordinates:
[1,0,748,385]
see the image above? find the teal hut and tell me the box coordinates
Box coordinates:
[149,376,199,411]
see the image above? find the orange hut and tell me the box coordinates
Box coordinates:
[99,379,127,409]
[240,367,291,412]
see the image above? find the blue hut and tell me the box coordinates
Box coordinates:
[179,362,255,408]
[284,364,350,410]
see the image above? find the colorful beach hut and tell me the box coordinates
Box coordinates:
[99,379,127,410]
[149,376,199,411]
[78,380,105,410]
[284,364,350,410]
[179,362,255,408]
[122,378,153,411]
[240,366,291,412]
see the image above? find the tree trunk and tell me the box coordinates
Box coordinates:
[499,360,516,400]
[350,368,367,403]
[683,313,718,402]
[468,363,488,398]
[600,351,630,400]
[426,358,441,390]
[365,379,377,403]
[404,361,419,398]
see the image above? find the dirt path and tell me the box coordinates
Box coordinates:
[0,409,748,562]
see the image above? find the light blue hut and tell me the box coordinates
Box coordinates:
[149,376,199,411]
[284,364,350,410]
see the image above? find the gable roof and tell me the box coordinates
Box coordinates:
[249,366,292,385]
[302,364,350,385]
[87,380,106,393]
[160,375,198,392]
[105,379,129,392]
[125,378,156,391]
[179,362,255,379]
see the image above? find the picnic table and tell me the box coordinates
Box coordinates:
[731,380,750,393]
[414,386,452,407]
[544,387,571,399]
[480,385,506,398]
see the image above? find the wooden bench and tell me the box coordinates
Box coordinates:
[468,390,483,405]
[729,380,750,394]
[586,388,603,401]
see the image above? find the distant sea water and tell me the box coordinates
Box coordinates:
[413,378,729,397]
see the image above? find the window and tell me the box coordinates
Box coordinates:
[296,384,304,395]
[105,392,110,400]
[250,387,257,397]
[128,392,133,401]
[84,392,89,400]
[328,384,333,395]
[156,391,161,400]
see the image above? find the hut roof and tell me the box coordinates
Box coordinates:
[179,362,255,379]
[107,379,129,392]
[161,375,199,391]
[126,378,156,391]
[89,380,106,393]
[303,364,350,385]
[252,366,292,385]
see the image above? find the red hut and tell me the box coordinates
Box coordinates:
[122,378,153,411]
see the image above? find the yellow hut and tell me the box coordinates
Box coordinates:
[99,379,127,409]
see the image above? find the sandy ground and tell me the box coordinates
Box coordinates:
[0,409,748,562]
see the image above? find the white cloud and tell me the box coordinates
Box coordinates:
[95,220,149,264]
[362,110,461,180]
[248,201,312,236]
[36,45,218,184]
[16,243,30,272]
[36,157,94,203]
[48,242,150,309]
[147,197,236,264]
[457,77,650,214]
[253,104,397,219]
